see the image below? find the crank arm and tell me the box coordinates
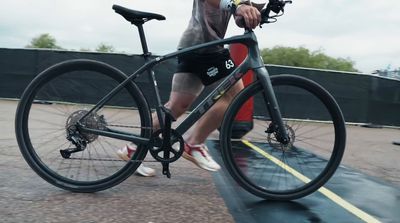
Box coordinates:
[162,162,171,178]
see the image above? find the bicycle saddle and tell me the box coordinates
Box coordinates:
[112,5,166,24]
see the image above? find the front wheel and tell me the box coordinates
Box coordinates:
[15,59,152,192]
[220,74,346,200]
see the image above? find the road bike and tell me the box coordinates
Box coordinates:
[15,0,346,200]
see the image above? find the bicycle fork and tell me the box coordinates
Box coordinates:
[254,66,290,144]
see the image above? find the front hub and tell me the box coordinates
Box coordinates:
[267,124,296,152]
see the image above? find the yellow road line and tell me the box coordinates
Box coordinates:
[241,140,381,223]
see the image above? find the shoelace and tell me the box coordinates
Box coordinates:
[186,143,212,161]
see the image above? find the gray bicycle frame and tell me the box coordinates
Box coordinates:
[78,30,289,145]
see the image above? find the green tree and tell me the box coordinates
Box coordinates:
[26,33,62,49]
[95,43,115,53]
[261,46,358,72]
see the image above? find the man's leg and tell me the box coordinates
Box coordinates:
[185,80,244,145]
[151,72,204,129]
[155,73,229,172]
[180,80,244,171]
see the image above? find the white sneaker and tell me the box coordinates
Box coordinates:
[117,145,156,177]
[182,143,221,172]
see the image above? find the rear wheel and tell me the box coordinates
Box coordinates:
[15,59,152,192]
[220,75,346,200]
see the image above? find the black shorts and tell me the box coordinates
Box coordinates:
[176,49,236,86]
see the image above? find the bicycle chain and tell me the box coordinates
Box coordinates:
[106,124,153,130]
[64,124,155,162]
[66,157,159,163]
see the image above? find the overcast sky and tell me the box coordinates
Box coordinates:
[1,0,399,73]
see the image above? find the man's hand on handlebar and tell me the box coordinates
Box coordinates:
[233,0,292,29]
[234,4,262,29]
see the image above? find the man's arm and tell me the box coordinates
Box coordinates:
[206,0,222,8]
[206,0,261,29]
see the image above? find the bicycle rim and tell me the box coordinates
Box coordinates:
[221,75,346,200]
[15,59,152,192]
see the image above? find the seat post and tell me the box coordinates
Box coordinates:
[136,23,150,58]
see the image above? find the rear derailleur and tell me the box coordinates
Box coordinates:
[60,125,87,159]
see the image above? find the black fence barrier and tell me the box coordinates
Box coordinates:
[0,48,176,106]
[266,65,400,126]
[1,48,399,126]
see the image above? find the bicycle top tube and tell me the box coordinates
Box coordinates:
[130,30,264,80]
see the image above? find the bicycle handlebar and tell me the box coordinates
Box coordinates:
[260,0,292,25]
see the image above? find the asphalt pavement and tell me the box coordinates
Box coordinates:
[0,99,233,223]
[1,99,400,223]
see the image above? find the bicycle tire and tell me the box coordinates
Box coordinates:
[15,59,152,192]
[220,74,346,200]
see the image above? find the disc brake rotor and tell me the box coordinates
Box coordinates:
[267,124,296,152]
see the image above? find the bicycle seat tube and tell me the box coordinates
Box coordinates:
[136,23,166,129]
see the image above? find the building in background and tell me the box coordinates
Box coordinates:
[373,66,400,80]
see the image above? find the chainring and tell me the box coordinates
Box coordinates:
[149,129,184,163]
